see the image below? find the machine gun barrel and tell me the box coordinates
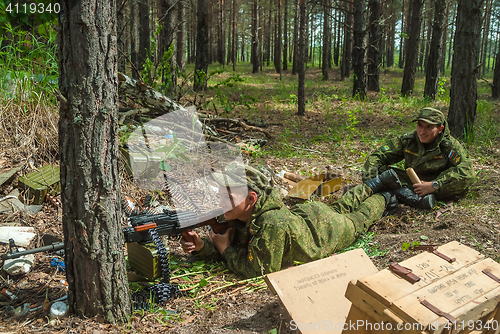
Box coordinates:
[1,242,64,260]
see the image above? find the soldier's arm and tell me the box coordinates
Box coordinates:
[192,237,223,260]
[363,135,407,180]
[435,140,476,195]
[221,223,288,278]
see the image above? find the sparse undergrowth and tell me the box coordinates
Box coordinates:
[1,40,500,333]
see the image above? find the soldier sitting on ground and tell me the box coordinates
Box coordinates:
[181,162,401,278]
[362,107,476,210]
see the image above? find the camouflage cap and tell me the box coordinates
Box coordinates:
[212,162,269,194]
[412,107,445,125]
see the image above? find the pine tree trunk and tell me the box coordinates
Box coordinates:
[232,0,238,71]
[398,0,406,69]
[493,50,500,98]
[117,0,127,73]
[177,0,186,73]
[283,0,288,70]
[334,9,340,67]
[297,0,306,115]
[292,0,299,74]
[160,0,177,97]
[367,0,381,92]
[352,0,366,98]
[341,0,353,80]
[139,0,150,81]
[130,0,140,79]
[321,0,330,80]
[448,0,482,140]
[252,0,260,73]
[57,0,131,322]
[275,0,282,73]
[194,0,209,90]
[401,0,424,96]
[386,0,396,67]
[424,0,446,100]
[440,2,449,74]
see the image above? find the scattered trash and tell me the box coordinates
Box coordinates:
[50,301,68,319]
[3,250,35,275]
[0,288,17,300]
[13,302,30,319]
[0,226,36,247]
[0,189,43,214]
[0,166,21,187]
[50,258,65,272]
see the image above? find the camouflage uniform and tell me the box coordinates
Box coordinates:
[363,109,476,200]
[194,182,385,278]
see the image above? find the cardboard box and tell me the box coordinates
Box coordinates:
[265,249,378,334]
[342,241,500,334]
[287,171,342,199]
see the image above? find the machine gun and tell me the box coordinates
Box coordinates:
[123,207,228,244]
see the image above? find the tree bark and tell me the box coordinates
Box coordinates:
[297,0,306,115]
[334,9,340,67]
[176,0,186,73]
[275,0,282,74]
[232,0,238,71]
[424,0,446,100]
[448,0,482,140]
[57,0,131,322]
[398,0,406,69]
[352,0,366,98]
[385,0,396,67]
[341,0,353,80]
[194,0,209,90]
[367,0,381,92]
[401,0,424,96]
[251,0,260,73]
[130,0,140,79]
[292,0,299,74]
[493,50,500,98]
[160,0,177,97]
[117,0,128,73]
[321,0,330,80]
[138,0,150,81]
[283,0,288,70]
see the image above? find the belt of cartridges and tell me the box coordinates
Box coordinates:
[131,228,181,310]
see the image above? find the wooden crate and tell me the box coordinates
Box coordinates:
[343,241,500,334]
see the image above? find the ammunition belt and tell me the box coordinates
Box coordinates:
[131,228,181,310]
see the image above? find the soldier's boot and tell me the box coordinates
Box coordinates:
[381,191,399,217]
[364,169,401,194]
[393,187,437,210]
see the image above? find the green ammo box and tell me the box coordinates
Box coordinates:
[18,165,61,205]
[120,146,162,179]
[127,242,168,281]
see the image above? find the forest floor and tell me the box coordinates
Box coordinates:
[1,65,500,333]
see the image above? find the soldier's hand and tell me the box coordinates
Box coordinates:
[181,230,204,253]
[210,227,234,254]
[413,181,434,197]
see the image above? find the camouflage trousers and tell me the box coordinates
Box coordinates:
[327,183,386,246]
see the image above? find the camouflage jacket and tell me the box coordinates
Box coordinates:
[193,188,364,278]
[363,120,476,197]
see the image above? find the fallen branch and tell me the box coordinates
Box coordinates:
[118,108,153,124]
[205,117,273,139]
